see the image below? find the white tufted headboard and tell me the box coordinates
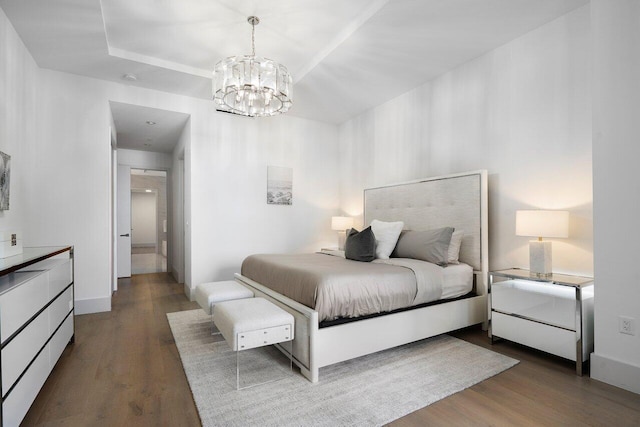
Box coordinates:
[364,171,488,279]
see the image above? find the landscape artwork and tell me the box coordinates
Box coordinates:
[0,151,10,210]
[267,166,292,205]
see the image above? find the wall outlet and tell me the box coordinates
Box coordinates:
[619,316,636,336]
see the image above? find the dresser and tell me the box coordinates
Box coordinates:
[0,246,74,426]
[489,268,594,375]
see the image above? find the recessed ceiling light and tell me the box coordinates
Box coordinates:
[145,189,152,193]
[146,121,156,125]
[122,73,137,81]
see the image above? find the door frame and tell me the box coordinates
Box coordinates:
[116,164,132,278]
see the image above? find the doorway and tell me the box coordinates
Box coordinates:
[110,101,190,290]
[131,169,167,274]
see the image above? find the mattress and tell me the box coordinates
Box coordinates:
[241,253,473,322]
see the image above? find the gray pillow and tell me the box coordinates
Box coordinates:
[345,227,376,262]
[392,227,454,266]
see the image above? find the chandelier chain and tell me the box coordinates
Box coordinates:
[251,19,256,57]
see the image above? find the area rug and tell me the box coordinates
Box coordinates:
[167,309,518,427]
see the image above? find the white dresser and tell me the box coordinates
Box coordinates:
[0,246,74,426]
[489,268,594,375]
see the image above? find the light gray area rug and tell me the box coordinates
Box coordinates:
[168,309,518,427]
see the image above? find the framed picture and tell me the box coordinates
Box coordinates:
[267,166,292,205]
[0,151,10,211]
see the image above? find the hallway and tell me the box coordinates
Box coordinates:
[131,246,167,275]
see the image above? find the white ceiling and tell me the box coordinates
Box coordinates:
[1,0,588,124]
[110,102,190,153]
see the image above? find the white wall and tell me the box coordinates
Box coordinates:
[590,0,640,395]
[171,121,189,285]
[189,113,340,295]
[131,192,157,246]
[0,7,37,239]
[338,6,592,277]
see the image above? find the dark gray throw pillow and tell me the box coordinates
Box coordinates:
[345,227,376,262]
[392,227,454,266]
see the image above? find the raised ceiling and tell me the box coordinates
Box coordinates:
[1,0,588,124]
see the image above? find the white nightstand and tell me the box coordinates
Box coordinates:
[488,268,594,375]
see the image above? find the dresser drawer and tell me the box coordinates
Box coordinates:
[0,272,49,342]
[492,311,576,360]
[49,286,73,335]
[1,308,49,395]
[50,315,74,367]
[48,259,73,298]
[492,279,576,330]
[2,342,50,427]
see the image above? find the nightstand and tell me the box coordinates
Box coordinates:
[488,268,594,375]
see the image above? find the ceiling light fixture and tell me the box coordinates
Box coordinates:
[212,16,293,117]
[146,121,156,125]
[122,73,137,81]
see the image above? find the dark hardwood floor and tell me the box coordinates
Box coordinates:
[22,273,640,426]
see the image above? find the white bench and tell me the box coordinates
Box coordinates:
[195,280,254,315]
[195,280,254,335]
[213,297,294,390]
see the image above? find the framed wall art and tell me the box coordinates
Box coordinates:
[267,166,292,205]
[0,151,11,210]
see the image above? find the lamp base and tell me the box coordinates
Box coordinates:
[529,240,552,277]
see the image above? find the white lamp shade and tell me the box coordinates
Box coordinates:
[331,216,354,231]
[515,210,569,238]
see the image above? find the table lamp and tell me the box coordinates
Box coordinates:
[516,210,569,278]
[331,216,354,250]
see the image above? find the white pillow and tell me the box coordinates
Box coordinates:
[448,230,464,264]
[370,219,404,259]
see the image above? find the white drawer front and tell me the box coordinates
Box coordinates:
[237,324,294,351]
[492,312,576,360]
[1,308,50,395]
[0,272,49,342]
[50,315,73,368]
[49,286,73,335]
[49,259,72,298]
[2,343,50,427]
[492,280,576,330]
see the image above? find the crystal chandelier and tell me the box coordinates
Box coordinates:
[212,16,293,117]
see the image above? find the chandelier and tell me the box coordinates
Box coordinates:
[212,16,293,117]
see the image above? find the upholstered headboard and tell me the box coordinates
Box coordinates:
[364,171,488,275]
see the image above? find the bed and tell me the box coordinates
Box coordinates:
[235,170,488,382]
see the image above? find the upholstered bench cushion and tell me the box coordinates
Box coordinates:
[213,298,294,351]
[195,281,254,315]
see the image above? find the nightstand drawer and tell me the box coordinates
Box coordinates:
[492,279,576,330]
[492,312,576,360]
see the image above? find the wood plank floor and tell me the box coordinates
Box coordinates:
[22,273,640,426]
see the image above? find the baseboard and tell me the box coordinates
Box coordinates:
[171,266,184,285]
[75,296,112,314]
[591,352,640,395]
[184,283,194,301]
[132,244,155,248]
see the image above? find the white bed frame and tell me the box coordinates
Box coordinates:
[235,170,489,382]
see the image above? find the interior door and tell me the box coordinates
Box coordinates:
[117,165,132,278]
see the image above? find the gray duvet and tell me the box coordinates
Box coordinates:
[241,252,445,321]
